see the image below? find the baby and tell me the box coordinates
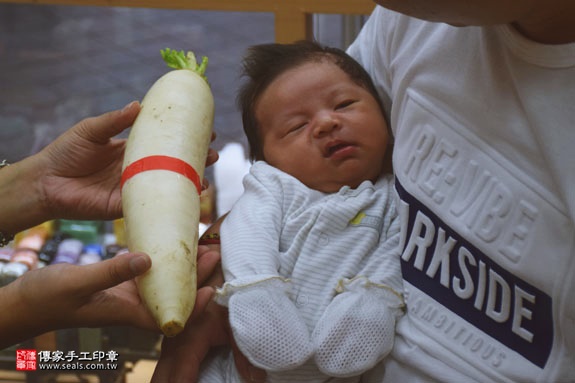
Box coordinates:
[200,40,404,382]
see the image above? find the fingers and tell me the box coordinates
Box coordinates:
[150,350,170,383]
[75,252,151,295]
[191,287,216,320]
[78,101,141,144]
[152,336,204,383]
[152,297,215,383]
[197,245,222,287]
[204,131,219,167]
[152,297,231,383]
[206,147,219,167]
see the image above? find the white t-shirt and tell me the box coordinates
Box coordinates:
[348,6,575,383]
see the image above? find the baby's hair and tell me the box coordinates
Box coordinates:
[237,40,384,162]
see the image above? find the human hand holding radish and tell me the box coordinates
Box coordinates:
[0,94,219,349]
[0,251,153,349]
[0,104,153,349]
[0,102,140,236]
[0,246,220,350]
[0,100,217,238]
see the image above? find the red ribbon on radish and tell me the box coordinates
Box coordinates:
[121,155,202,195]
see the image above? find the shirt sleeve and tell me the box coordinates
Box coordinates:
[219,162,286,287]
[347,6,399,124]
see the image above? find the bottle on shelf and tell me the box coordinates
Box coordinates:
[52,238,84,265]
[6,223,52,276]
[0,248,13,277]
[78,243,104,265]
[37,232,71,268]
[0,223,51,285]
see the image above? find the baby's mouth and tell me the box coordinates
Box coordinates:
[324,140,353,158]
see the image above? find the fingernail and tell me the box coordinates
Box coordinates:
[201,178,209,191]
[122,100,138,113]
[129,253,151,275]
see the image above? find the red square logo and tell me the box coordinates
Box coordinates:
[16,349,37,371]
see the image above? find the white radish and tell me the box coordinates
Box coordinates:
[121,49,214,337]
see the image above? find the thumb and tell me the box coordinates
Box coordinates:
[82,101,141,143]
[76,252,151,295]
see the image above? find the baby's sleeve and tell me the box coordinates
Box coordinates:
[216,162,313,371]
[218,162,285,286]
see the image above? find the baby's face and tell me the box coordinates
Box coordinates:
[256,61,389,193]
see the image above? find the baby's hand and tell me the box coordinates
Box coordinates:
[312,279,403,377]
[224,278,313,371]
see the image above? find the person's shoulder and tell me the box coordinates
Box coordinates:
[351,6,452,60]
[495,24,575,68]
[369,5,438,32]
